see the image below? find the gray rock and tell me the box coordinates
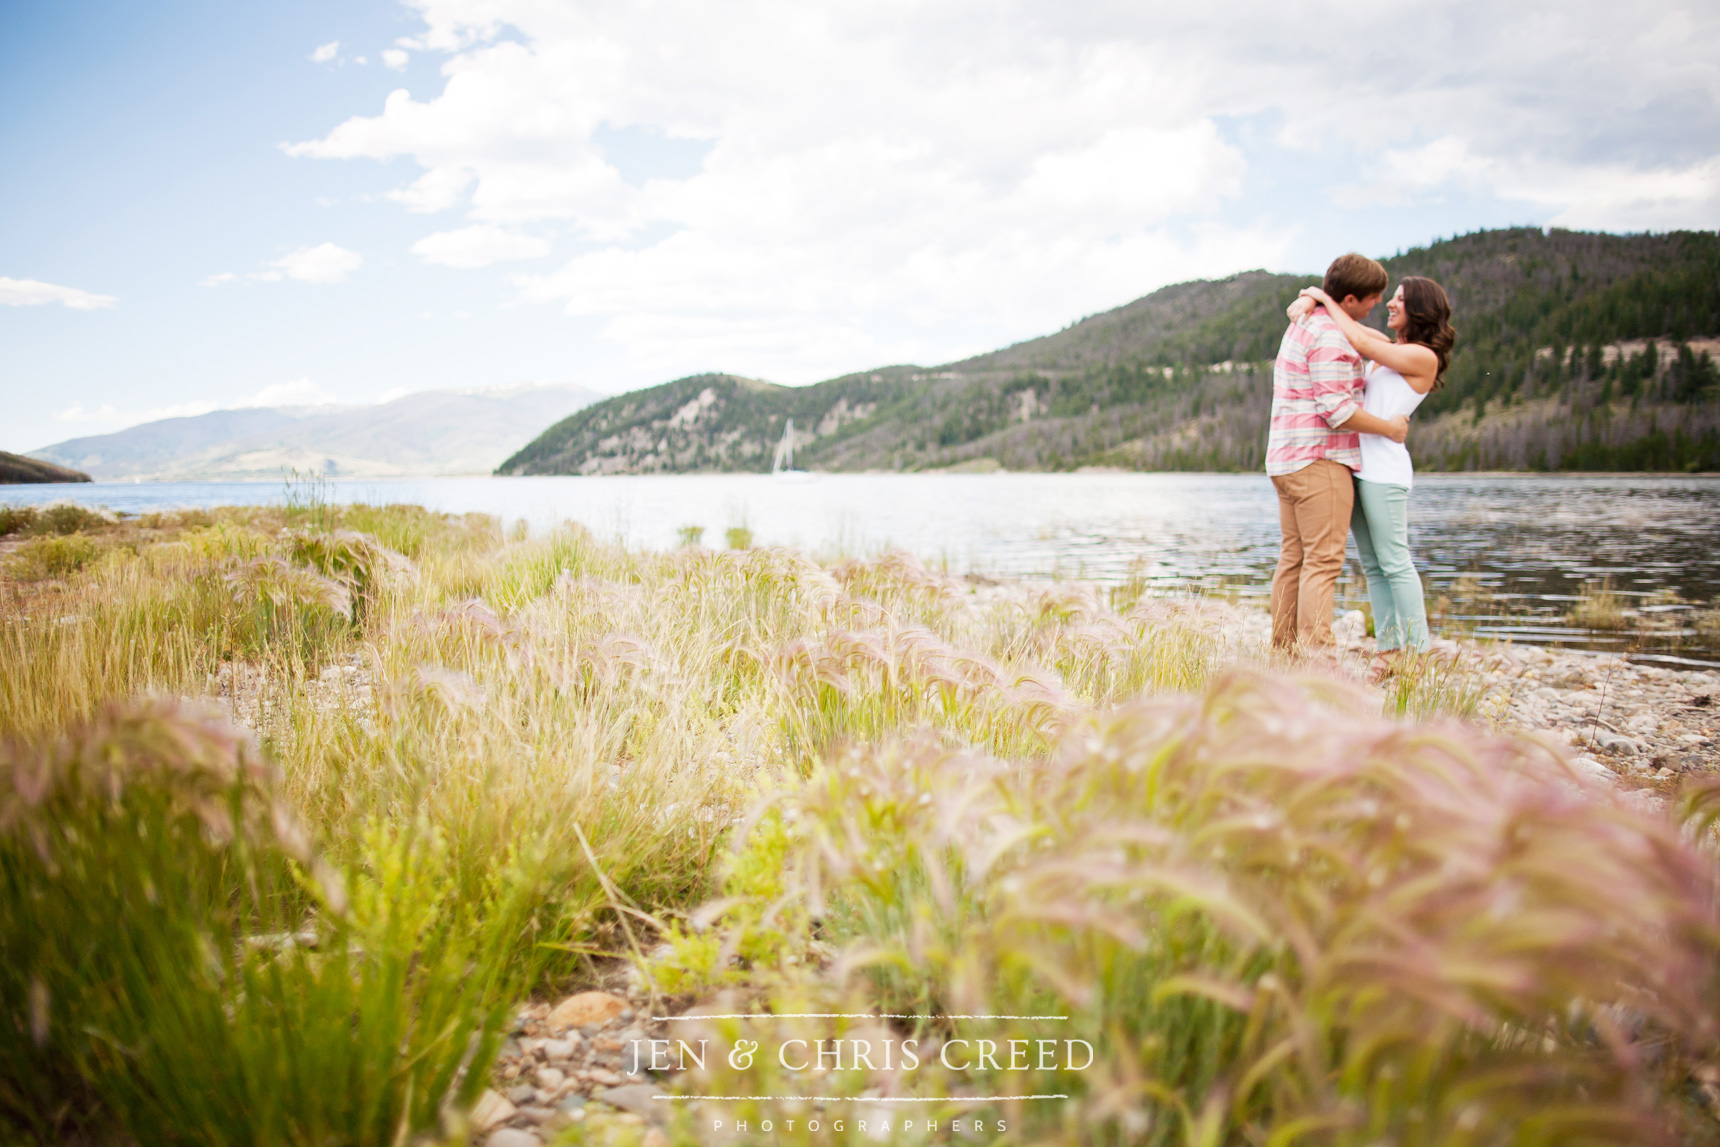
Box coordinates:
[1593,731,1641,755]
[1569,756,1614,784]
[506,1084,537,1106]
[559,1093,588,1113]
[542,1036,580,1060]
[595,1083,665,1123]
[484,1130,540,1147]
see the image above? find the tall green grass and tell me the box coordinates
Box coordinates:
[0,699,531,1145]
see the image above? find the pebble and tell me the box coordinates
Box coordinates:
[1488,647,1719,792]
[542,1035,580,1060]
[470,1090,516,1131]
[505,1084,536,1106]
[547,990,628,1032]
[595,1083,665,1123]
[513,1106,558,1126]
[483,1130,540,1147]
[1592,731,1641,755]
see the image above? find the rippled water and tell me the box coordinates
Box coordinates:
[8,473,1719,665]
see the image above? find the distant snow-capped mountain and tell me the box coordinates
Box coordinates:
[30,383,605,481]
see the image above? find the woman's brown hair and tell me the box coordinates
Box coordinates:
[1398,276,1456,390]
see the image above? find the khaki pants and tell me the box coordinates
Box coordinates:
[1270,459,1353,652]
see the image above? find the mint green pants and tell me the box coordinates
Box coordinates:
[1350,479,1430,652]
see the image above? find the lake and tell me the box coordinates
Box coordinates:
[6,472,1719,666]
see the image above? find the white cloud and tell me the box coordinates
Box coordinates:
[267,242,363,284]
[250,378,337,406]
[207,243,363,286]
[54,398,219,425]
[412,224,551,268]
[52,402,121,423]
[1,276,117,310]
[286,0,1720,382]
[311,41,339,64]
[384,166,473,213]
[382,48,410,71]
[1375,140,1720,233]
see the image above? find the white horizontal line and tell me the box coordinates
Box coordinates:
[650,1013,1070,1021]
[653,1095,1069,1102]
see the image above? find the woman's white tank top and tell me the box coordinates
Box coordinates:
[1356,362,1425,487]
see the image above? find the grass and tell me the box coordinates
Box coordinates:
[1569,577,1629,629]
[1,499,1714,1144]
[672,674,1720,1144]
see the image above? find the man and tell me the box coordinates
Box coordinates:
[1266,253,1407,656]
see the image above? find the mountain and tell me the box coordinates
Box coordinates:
[501,228,1720,476]
[33,383,605,481]
[0,451,91,484]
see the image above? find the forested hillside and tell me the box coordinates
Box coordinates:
[501,228,1720,475]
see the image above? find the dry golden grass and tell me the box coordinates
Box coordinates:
[1569,577,1630,629]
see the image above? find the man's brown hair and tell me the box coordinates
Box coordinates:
[1322,253,1388,303]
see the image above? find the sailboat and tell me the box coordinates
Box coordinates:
[771,418,816,482]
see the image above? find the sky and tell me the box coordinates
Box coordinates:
[3,0,1718,454]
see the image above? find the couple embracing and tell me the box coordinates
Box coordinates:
[1266,252,1457,674]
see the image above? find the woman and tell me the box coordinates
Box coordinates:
[1286,276,1456,673]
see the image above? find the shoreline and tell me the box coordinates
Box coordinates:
[4,468,1720,489]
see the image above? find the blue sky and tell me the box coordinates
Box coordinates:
[4,0,1717,453]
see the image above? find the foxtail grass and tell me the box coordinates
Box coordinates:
[4,501,1706,1144]
[677,671,1720,1144]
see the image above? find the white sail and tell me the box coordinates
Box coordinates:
[772,418,815,481]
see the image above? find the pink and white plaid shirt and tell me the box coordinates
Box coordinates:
[1265,306,1364,476]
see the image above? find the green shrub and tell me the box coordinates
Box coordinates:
[8,534,98,579]
[0,505,36,537]
[34,502,111,536]
[652,811,802,992]
[0,502,114,545]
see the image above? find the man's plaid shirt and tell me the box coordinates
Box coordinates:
[1265,307,1364,476]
